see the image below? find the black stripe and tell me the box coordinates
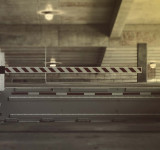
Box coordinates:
[0,66,5,74]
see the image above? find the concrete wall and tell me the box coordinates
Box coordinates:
[101,47,137,83]
[123,25,160,83]
[148,48,160,82]
[2,24,160,83]
[96,24,160,83]
[0,25,108,47]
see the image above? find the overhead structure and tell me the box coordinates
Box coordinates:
[109,0,134,38]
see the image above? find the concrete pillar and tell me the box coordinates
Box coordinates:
[0,52,5,91]
[137,43,147,82]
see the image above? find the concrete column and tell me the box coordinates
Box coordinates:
[137,43,147,82]
[0,52,5,91]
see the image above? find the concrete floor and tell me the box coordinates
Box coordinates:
[0,122,160,150]
[0,132,160,150]
[1,82,160,150]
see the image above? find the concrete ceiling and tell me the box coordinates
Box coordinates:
[127,0,160,24]
[0,0,116,24]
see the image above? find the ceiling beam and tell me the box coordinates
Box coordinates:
[109,0,134,38]
[0,25,108,47]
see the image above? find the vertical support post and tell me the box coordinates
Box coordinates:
[137,43,147,82]
[0,52,5,91]
[44,47,47,83]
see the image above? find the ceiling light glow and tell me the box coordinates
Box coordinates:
[150,62,156,69]
[45,13,54,21]
[50,58,56,63]
[50,64,56,67]
[38,4,64,21]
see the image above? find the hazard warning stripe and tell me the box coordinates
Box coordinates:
[11,92,159,96]
[5,67,142,74]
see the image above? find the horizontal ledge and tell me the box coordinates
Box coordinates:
[8,96,160,101]
[10,114,160,117]
[107,48,137,50]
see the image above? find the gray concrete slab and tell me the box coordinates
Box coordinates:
[0,132,160,150]
[0,122,160,150]
[5,82,160,88]
[1,122,160,132]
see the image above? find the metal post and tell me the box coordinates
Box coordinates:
[44,47,47,83]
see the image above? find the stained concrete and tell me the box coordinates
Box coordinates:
[127,0,160,24]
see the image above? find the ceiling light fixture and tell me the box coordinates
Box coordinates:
[150,62,156,69]
[49,58,57,67]
[38,4,64,21]
[46,58,62,66]
[50,58,56,63]
[50,64,56,67]
[45,13,54,21]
